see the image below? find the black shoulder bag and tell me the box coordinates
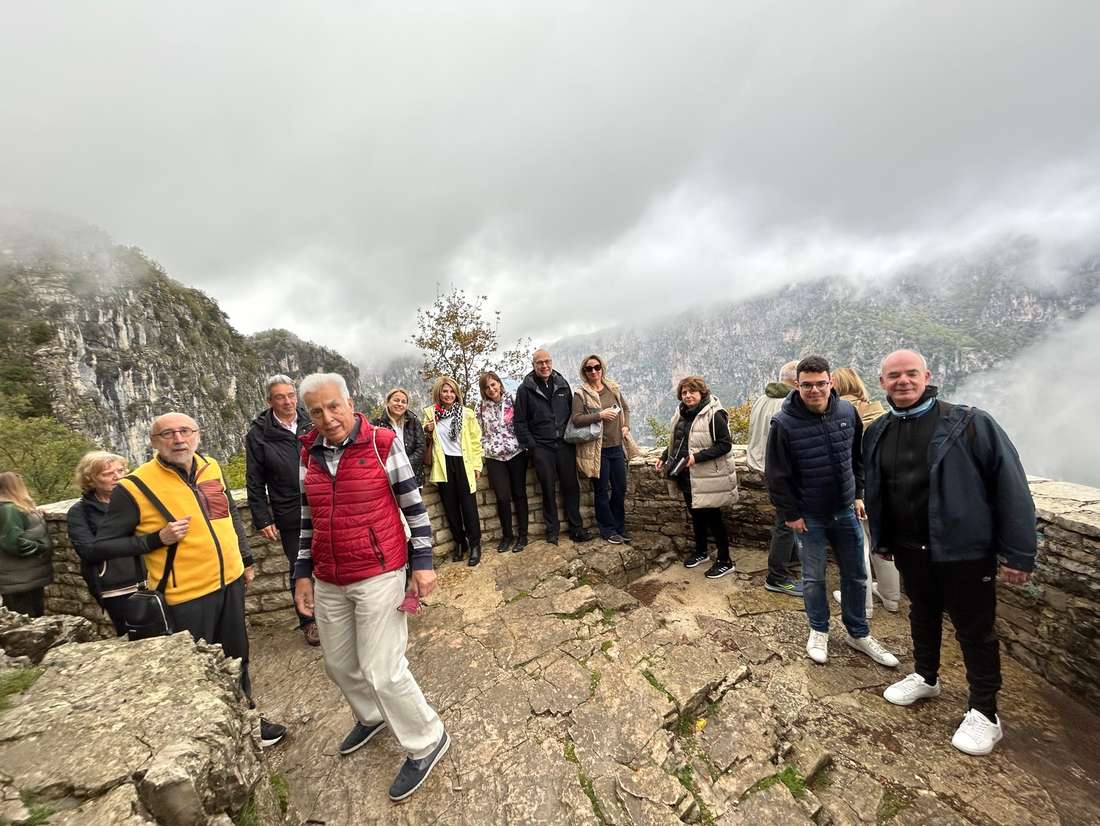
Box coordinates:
[123,476,180,641]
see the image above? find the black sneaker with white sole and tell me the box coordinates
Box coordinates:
[260,718,287,748]
[704,561,735,579]
[683,552,708,569]
[339,719,388,755]
[388,730,450,802]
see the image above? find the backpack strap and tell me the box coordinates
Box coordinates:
[125,475,180,595]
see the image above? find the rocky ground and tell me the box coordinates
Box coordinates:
[252,539,1100,826]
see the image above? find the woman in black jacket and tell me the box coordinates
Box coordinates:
[373,387,428,487]
[66,451,144,635]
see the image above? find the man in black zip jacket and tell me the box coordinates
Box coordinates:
[865,349,1036,757]
[245,374,318,645]
[513,348,593,545]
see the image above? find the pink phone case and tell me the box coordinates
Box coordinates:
[398,591,421,614]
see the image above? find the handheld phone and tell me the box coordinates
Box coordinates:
[398,591,421,614]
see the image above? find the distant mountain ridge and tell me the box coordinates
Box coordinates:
[0,211,365,464]
[550,239,1100,436]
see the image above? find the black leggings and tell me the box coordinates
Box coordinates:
[680,485,730,563]
[438,453,481,547]
[485,453,529,540]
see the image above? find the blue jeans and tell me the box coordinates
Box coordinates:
[592,446,627,538]
[801,506,869,637]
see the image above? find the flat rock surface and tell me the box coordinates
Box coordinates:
[251,538,1100,825]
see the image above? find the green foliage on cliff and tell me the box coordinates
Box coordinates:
[0,409,96,503]
[222,452,247,490]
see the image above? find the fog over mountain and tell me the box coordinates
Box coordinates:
[2,3,1099,482]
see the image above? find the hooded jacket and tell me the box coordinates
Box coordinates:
[513,370,574,449]
[864,396,1037,571]
[245,406,314,530]
[746,382,793,473]
[765,390,864,521]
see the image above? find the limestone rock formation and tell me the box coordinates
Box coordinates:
[0,629,291,825]
[0,209,364,463]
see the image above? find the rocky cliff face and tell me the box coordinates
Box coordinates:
[0,212,363,464]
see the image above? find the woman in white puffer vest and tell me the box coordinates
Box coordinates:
[655,375,739,580]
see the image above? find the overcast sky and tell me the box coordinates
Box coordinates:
[2,1,1099,368]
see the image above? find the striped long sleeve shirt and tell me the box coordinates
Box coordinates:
[294,422,433,579]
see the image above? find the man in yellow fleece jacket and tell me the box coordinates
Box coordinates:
[91,412,287,747]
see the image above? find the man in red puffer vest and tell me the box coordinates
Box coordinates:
[293,373,448,803]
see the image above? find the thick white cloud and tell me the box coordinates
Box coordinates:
[2,1,1099,366]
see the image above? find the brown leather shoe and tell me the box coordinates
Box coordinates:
[304,621,321,647]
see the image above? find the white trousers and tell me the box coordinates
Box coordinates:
[314,571,444,759]
[861,520,901,614]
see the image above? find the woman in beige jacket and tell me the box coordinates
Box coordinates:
[571,354,637,544]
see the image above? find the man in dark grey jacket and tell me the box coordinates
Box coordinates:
[513,349,592,545]
[245,374,317,644]
[865,349,1036,757]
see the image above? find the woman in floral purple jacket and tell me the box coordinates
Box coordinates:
[477,372,530,552]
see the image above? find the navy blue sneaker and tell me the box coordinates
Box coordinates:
[388,730,450,801]
[764,578,804,598]
[684,552,708,569]
[339,719,388,755]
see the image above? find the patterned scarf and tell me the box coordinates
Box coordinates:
[434,402,463,442]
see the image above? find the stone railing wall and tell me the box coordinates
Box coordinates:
[35,450,1100,706]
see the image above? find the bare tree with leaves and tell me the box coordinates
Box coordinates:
[408,288,532,403]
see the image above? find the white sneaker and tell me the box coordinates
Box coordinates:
[883,673,941,706]
[951,709,1003,756]
[806,630,829,664]
[831,589,842,606]
[845,634,899,667]
[873,584,899,612]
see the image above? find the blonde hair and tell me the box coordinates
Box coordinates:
[385,387,411,406]
[0,471,37,513]
[430,376,463,407]
[73,451,128,492]
[578,354,607,382]
[832,367,870,402]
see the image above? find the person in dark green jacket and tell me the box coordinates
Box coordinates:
[0,471,52,618]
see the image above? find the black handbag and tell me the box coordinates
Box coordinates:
[123,476,180,641]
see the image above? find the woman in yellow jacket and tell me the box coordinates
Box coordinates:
[423,376,484,566]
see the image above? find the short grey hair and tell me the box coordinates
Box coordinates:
[779,360,798,383]
[265,374,295,398]
[879,349,928,375]
[299,372,350,401]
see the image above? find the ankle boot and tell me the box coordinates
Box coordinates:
[467,544,482,567]
[452,541,467,562]
[497,537,513,553]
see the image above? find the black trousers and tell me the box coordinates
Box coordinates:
[767,511,801,582]
[680,485,730,563]
[893,547,1001,719]
[101,593,132,636]
[167,576,251,700]
[275,512,311,630]
[1,588,45,618]
[486,453,529,540]
[531,443,583,537]
[438,453,481,547]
